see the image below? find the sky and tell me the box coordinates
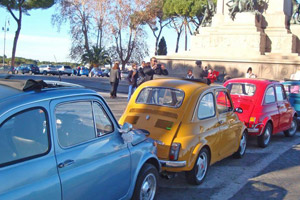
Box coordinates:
[0,5,189,63]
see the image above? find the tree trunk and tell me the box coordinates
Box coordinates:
[11,5,23,67]
[175,32,181,53]
[185,22,187,51]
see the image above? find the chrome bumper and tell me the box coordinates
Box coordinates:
[247,128,259,133]
[159,160,186,168]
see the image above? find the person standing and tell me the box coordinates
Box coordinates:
[245,67,256,78]
[127,63,138,101]
[138,57,168,85]
[207,68,219,83]
[109,62,121,98]
[186,69,194,79]
[195,60,206,79]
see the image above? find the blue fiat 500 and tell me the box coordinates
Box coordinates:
[0,79,159,200]
[283,80,300,116]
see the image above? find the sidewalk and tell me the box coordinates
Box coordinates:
[229,143,300,200]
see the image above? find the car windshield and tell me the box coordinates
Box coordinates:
[136,87,184,108]
[227,83,256,96]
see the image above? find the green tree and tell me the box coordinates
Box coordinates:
[81,46,111,70]
[157,36,167,55]
[0,0,55,67]
[164,0,214,51]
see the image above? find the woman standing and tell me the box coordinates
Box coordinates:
[127,63,139,101]
[110,62,121,98]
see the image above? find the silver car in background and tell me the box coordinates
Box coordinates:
[38,64,59,75]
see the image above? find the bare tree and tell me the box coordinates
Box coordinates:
[108,0,150,70]
[90,0,111,49]
[52,0,93,60]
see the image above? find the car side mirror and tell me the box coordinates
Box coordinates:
[234,107,243,113]
[119,122,133,133]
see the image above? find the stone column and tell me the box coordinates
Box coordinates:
[264,0,296,53]
[211,0,225,27]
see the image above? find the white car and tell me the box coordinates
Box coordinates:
[38,64,59,75]
[56,65,72,76]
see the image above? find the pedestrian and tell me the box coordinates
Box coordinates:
[186,69,194,79]
[127,63,138,101]
[207,68,219,83]
[245,67,256,78]
[109,61,121,98]
[138,57,168,86]
[195,60,206,79]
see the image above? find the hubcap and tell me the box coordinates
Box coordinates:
[140,173,156,200]
[240,133,247,155]
[289,119,297,135]
[264,126,271,145]
[196,152,208,181]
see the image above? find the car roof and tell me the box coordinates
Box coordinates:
[225,78,279,86]
[0,79,98,116]
[140,78,224,93]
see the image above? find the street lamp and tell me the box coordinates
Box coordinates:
[2,17,9,67]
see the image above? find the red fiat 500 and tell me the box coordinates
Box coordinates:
[224,78,298,148]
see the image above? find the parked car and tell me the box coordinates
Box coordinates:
[101,68,110,77]
[119,79,247,185]
[38,64,59,75]
[282,80,300,116]
[0,78,160,200]
[224,78,298,148]
[15,65,30,74]
[56,65,72,76]
[16,64,39,75]
[90,67,103,77]
[79,67,89,77]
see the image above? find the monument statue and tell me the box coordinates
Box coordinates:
[201,0,216,27]
[226,0,268,20]
[291,0,300,24]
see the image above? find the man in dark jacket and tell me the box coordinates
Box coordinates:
[138,57,168,85]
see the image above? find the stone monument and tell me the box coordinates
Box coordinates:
[158,0,300,80]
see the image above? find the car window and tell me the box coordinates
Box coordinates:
[264,87,276,104]
[55,101,96,147]
[136,87,185,108]
[275,85,286,101]
[64,66,71,69]
[93,102,113,136]
[0,108,49,167]
[197,93,215,119]
[227,83,256,96]
[216,91,233,114]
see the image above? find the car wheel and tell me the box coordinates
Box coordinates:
[257,122,272,148]
[186,148,209,185]
[132,163,158,200]
[68,74,71,76]
[233,131,247,158]
[43,71,47,75]
[284,116,298,137]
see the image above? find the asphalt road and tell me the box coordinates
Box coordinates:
[5,73,300,200]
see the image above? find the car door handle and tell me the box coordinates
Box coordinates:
[58,159,74,168]
[218,120,224,125]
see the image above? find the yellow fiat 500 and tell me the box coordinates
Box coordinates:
[119,79,247,185]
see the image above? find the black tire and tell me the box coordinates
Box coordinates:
[132,163,158,200]
[185,148,210,185]
[284,116,298,137]
[68,74,71,76]
[233,131,247,158]
[257,123,272,148]
[43,71,47,75]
